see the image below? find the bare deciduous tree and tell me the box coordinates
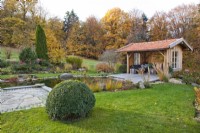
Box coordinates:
[99,50,119,67]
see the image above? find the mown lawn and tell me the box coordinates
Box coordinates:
[1,83,199,133]
[0,47,20,61]
[0,72,102,80]
[0,73,62,80]
[0,51,102,79]
[82,57,101,73]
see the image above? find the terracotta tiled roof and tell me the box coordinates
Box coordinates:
[117,38,181,52]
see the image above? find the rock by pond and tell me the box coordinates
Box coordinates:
[59,73,73,80]
[138,81,145,89]
[169,78,183,84]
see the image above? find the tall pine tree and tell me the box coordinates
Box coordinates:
[63,10,79,41]
[35,25,48,60]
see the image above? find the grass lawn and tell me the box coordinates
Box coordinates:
[0,74,17,79]
[0,73,62,79]
[0,72,104,80]
[1,83,200,132]
[0,50,102,79]
[0,47,100,69]
[82,57,101,72]
[0,47,20,61]
[0,56,102,79]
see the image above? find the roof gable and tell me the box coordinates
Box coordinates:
[169,38,193,51]
[117,38,193,52]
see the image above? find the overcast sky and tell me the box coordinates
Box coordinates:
[40,0,199,21]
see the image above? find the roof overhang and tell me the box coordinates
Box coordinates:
[116,38,193,53]
[122,48,168,53]
[169,38,193,51]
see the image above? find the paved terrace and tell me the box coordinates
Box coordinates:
[0,84,52,113]
[109,74,159,83]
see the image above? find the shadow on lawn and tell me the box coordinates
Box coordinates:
[66,107,200,133]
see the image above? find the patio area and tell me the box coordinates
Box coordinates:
[109,73,159,83]
[0,84,52,113]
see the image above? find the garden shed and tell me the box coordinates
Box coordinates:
[117,38,193,75]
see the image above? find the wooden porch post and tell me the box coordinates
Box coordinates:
[164,51,169,76]
[127,53,129,73]
[159,51,169,76]
[127,52,132,73]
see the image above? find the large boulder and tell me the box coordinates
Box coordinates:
[60,73,73,80]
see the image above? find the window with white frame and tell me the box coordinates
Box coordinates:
[172,51,178,69]
[134,53,140,65]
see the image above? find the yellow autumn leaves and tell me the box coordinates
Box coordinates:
[101,8,131,49]
[45,28,65,64]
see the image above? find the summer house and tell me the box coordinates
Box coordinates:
[117,38,193,75]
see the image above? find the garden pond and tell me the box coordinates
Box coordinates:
[0,77,136,92]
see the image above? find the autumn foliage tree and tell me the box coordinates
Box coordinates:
[0,0,18,18]
[16,0,38,21]
[47,17,65,46]
[180,4,200,72]
[1,17,32,47]
[0,0,46,47]
[127,9,149,43]
[167,4,198,38]
[101,8,131,49]
[149,12,169,41]
[35,25,48,60]
[81,16,104,58]
[45,28,65,64]
[66,22,84,56]
[66,16,104,59]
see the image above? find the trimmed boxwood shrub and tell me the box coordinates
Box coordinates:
[46,80,95,121]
